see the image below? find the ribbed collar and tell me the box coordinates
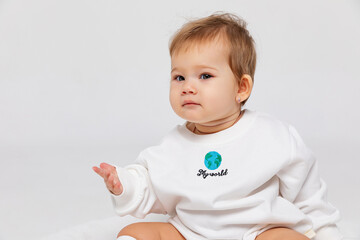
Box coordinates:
[176,109,258,145]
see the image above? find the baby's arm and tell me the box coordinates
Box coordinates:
[277,125,342,240]
[93,162,123,195]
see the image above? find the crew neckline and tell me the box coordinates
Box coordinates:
[176,108,258,145]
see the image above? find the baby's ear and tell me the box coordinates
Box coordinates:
[237,74,253,97]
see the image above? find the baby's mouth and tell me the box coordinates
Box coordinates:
[182,100,200,107]
[182,103,200,107]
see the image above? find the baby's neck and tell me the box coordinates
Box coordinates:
[188,110,244,135]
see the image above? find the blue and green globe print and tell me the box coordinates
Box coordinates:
[204,151,222,170]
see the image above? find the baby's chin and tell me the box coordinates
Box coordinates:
[173,108,217,124]
[179,115,214,125]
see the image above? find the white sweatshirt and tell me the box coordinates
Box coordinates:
[111,109,342,240]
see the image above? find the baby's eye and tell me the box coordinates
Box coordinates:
[174,75,185,81]
[200,74,213,80]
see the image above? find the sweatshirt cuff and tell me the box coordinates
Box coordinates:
[314,225,343,240]
[110,166,140,216]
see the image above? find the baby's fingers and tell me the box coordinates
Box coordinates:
[92,166,106,178]
[93,163,115,179]
[100,162,116,172]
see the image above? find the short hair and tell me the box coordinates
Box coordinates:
[169,12,256,107]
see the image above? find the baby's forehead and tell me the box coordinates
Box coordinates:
[170,39,232,72]
[172,37,230,57]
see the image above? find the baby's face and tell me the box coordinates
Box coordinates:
[170,40,240,124]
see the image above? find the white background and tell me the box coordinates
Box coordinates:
[0,0,359,239]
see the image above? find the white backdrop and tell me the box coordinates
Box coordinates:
[0,0,359,239]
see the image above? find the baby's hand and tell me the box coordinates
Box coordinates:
[92,163,123,195]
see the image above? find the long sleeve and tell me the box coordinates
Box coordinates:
[277,124,342,239]
[110,163,167,219]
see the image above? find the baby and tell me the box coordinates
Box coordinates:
[93,13,342,240]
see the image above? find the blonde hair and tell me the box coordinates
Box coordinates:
[169,12,256,106]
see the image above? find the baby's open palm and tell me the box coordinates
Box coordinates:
[93,162,123,195]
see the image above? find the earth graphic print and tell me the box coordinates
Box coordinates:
[204,151,222,170]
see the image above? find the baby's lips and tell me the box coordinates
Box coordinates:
[182,101,200,106]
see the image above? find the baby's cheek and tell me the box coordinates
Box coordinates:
[169,90,180,109]
[207,93,230,109]
[207,94,236,116]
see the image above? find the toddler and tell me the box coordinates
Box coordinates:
[93,13,342,240]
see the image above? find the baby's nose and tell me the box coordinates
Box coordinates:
[182,89,196,94]
[182,81,197,95]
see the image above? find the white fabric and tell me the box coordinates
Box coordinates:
[111,109,342,240]
[117,236,136,240]
[314,225,344,240]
